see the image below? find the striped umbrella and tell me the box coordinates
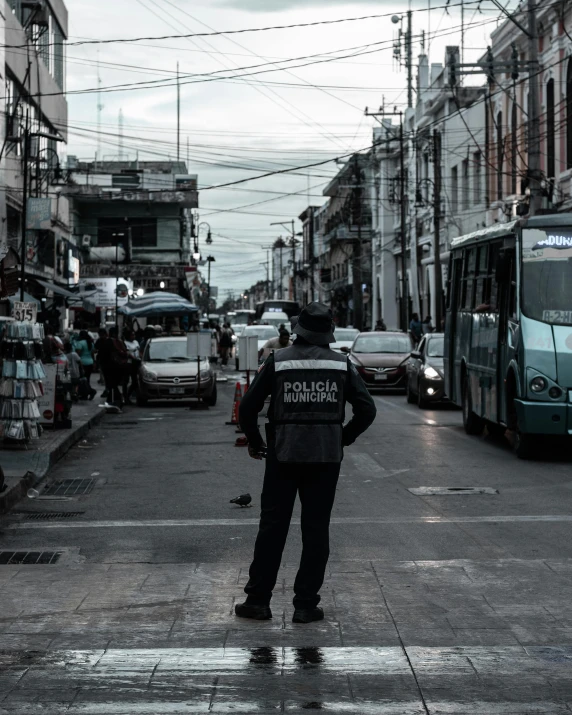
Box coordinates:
[118,291,199,318]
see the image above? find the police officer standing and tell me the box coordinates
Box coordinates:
[236,302,377,624]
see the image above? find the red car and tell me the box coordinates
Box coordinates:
[343,332,411,390]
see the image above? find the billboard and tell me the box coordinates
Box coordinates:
[78,277,133,308]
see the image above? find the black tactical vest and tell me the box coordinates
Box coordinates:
[272,342,348,463]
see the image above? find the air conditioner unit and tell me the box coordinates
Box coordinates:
[82,235,91,248]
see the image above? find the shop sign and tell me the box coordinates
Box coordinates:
[26,198,52,230]
[12,301,37,323]
[38,364,58,425]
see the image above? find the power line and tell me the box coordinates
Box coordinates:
[3,2,486,50]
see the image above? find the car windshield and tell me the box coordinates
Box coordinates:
[335,329,359,341]
[427,336,444,357]
[522,228,572,325]
[242,327,279,340]
[146,340,193,362]
[353,335,410,354]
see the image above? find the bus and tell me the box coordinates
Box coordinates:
[255,300,301,321]
[444,215,572,458]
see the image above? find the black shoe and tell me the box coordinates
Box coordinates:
[235,602,272,620]
[292,607,324,624]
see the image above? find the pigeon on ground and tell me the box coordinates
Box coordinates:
[230,493,252,508]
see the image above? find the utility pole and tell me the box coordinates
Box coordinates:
[399,119,408,333]
[308,206,315,304]
[527,0,541,216]
[406,10,413,109]
[432,131,443,331]
[177,63,181,163]
[290,220,297,302]
[351,156,364,331]
[20,112,29,301]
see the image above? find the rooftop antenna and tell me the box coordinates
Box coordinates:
[118,108,125,161]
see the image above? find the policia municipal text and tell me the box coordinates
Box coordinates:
[236,302,377,624]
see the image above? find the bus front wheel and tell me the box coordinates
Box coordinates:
[462,377,484,435]
[513,430,537,459]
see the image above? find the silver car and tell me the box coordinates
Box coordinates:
[137,337,217,406]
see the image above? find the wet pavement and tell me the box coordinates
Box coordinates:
[1,382,572,713]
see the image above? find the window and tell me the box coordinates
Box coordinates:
[474,245,488,307]
[511,102,518,194]
[473,151,482,204]
[462,159,469,210]
[98,218,158,248]
[461,248,476,310]
[567,60,572,169]
[497,111,504,200]
[451,165,458,213]
[546,78,555,179]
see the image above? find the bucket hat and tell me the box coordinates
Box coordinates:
[293,302,336,345]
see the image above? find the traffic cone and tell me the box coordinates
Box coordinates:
[226,382,243,426]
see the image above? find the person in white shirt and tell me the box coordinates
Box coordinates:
[259,330,292,362]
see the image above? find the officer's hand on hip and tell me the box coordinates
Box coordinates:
[248,441,267,460]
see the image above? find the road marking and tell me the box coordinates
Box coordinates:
[7,514,572,529]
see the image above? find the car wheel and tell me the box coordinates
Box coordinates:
[204,383,217,407]
[406,379,416,404]
[462,376,484,435]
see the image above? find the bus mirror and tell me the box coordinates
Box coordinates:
[495,251,512,283]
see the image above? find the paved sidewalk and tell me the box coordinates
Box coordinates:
[0,399,106,514]
[1,557,572,713]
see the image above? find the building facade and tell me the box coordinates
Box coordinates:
[1,0,71,308]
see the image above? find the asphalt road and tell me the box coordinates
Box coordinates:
[2,375,572,713]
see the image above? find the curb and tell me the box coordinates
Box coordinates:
[0,406,107,514]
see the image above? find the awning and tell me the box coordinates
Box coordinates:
[37,279,79,299]
[36,279,98,312]
[8,291,40,306]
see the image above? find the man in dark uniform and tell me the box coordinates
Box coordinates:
[236,302,377,624]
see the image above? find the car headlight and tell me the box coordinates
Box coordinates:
[530,376,547,393]
[423,366,441,379]
[141,367,158,382]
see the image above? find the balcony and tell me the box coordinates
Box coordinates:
[323,223,372,246]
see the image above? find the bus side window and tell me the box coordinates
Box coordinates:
[483,243,501,311]
[475,245,489,306]
[461,248,477,310]
[446,254,454,309]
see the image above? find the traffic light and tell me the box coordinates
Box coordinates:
[511,43,519,80]
[485,46,495,85]
[448,51,457,87]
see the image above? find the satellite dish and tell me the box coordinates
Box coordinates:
[391,15,400,24]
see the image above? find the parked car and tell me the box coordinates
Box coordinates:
[235,325,279,370]
[406,333,445,408]
[331,327,359,353]
[138,337,217,406]
[343,332,411,390]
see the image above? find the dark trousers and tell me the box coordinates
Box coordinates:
[244,451,340,609]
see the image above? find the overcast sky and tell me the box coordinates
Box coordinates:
[65,0,507,299]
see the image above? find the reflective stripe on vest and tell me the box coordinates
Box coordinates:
[275,359,348,372]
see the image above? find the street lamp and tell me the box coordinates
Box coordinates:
[194,221,212,263]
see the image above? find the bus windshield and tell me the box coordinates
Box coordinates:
[522,228,572,325]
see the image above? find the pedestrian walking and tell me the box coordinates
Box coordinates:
[72,330,97,399]
[409,313,423,347]
[219,323,233,366]
[94,328,108,389]
[422,315,434,334]
[123,328,142,402]
[63,342,82,402]
[236,302,377,624]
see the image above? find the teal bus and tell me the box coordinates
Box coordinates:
[444,215,572,458]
